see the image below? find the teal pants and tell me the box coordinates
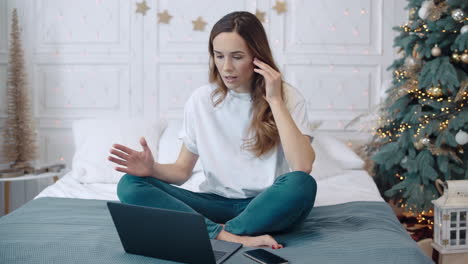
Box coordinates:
[117,171,317,239]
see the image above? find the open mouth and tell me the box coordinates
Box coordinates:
[224,76,238,83]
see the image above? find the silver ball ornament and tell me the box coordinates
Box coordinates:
[431,44,441,57]
[405,56,420,68]
[418,1,431,20]
[452,9,465,22]
[455,130,468,145]
[461,25,468,34]
[421,138,430,146]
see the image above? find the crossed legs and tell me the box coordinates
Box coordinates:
[117,171,317,245]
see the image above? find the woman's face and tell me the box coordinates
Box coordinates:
[212,32,255,93]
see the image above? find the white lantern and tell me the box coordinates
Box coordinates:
[432,180,468,257]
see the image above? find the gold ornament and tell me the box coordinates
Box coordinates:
[409,8,417,20]
[452,52,461,62]
[273,0,287,14]
[192,17,207,31]
[417,32,425,38]
[431,44,441,57]
[427,86,443,97]
[135,1,150,16]
[455,80,468,102]
[428,145,463,163]
[414,140,424,150]
[461,52,468,64]
[386,78,418,106]
[412,44,422,59]
[427,2,448,21]
[394,69,407,82]
[157,10,173,24]
[255,9,266,23]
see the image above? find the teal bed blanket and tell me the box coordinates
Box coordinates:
[0,197,433,264]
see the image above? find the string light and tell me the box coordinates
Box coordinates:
[374,77,467,141]
[399,22,458,35]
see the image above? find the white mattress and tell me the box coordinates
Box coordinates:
[35,170,384,207]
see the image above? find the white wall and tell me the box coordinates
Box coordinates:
[0,0,408,216]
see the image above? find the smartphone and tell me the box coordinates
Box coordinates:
[243,249,288,264]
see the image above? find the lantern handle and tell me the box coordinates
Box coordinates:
[435,179,446,195]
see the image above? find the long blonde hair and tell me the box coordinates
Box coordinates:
[208,11,284,157]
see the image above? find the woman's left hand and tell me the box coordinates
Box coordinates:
[253,58,283,104]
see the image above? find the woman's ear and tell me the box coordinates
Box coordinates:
[253,57,260,70]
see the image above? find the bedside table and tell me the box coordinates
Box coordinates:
[0,171,67,215]
[432,248,468,264]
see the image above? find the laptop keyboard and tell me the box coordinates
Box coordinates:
[213,250,227,261]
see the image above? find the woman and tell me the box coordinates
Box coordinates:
[108,11,317,249]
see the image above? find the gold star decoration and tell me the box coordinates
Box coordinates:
[255,9,266,23]
[273,0,287,14]
[135,1,150,16]
[157,10,173,24]
[192,16,207,31]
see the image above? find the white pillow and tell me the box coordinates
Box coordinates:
[310,133,365,180]
[71,118,167,184]
[313,134,364,169]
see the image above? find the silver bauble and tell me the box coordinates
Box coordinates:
[461,25,468,34]
[451,9,465,22]
[431,44,441,57]
[421,138,430,146]
[418,1,431,20]
[405,56,420,68]
[455,130,468,145]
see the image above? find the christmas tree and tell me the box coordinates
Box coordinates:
[1,9,38,170]
[370,0,468,214]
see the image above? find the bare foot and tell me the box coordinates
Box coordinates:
[216,226,283,249]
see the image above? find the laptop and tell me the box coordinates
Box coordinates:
[107,201,242,264]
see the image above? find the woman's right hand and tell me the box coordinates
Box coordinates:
[108,137,155,177]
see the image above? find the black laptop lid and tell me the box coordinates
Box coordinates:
[107,201,216,264]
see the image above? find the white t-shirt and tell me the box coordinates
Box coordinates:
[179,83,314,199]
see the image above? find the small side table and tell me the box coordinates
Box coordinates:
[432,248,468,264]
[0,171,66,215]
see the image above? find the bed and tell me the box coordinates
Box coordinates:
[0,118,433,264]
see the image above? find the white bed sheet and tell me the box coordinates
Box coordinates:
[35,170,384,206]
